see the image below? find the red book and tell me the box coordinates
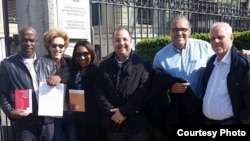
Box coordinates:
[15,89,32,113]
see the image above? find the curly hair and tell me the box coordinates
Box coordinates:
[43,27,70,54]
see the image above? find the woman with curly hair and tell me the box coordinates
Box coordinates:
[43,27,76,141]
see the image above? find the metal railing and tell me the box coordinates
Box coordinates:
[90,0,250,58]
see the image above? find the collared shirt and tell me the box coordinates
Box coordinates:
[115,55,129,69]
[203,50,234,120]
[153,38,214,99]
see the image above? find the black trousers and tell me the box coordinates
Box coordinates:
[165,111,205,141]
[75,120,107,141]
[108,130,150,141]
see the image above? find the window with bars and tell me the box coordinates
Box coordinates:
[8,0,17,23]
[137,0,153,25]
[92,3,101,26]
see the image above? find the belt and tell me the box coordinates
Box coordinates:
[206,117,235,125]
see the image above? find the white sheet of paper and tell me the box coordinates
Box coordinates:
[38,82,65,117]
[26,89,32,114]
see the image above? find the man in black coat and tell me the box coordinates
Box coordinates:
[202,22,250,125]
[95,26,152,141]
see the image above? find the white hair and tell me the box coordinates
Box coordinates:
[210,22,233,34]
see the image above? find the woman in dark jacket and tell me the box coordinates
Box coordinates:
[67,40,107,141]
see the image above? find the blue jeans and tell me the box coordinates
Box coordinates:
[53,112,76,141]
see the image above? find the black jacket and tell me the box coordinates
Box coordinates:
[96,51,152,133]
[144,69,203,126]
[202,46,250,124]
[67,64,102,122]
[142,69,176,128]
[0,53,57,125]
[44,54,72,84]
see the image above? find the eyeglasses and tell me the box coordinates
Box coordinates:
[171,28,189,33]
[76,52,90,58]
[50,44,64,49]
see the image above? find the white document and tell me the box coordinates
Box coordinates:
[38,82,65,117]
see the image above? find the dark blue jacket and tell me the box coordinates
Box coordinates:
[0,53,57,125]
[202,46,250,124]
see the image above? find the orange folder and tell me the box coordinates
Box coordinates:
[69,89,85,112]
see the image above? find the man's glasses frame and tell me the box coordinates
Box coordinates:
[170,28,189,33]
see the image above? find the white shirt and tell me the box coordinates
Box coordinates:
[203,50,234,120]
[23,56,39,101]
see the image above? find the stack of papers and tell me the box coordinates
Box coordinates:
[38,82,65,117]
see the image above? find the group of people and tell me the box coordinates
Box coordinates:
[0,15,250,141]
[148,15,250,141]
[0,26,106,141]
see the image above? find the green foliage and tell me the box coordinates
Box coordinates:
[190,33,210,42]
[135,31,250,63]
[233,31,250,50]
[136,36,171,63]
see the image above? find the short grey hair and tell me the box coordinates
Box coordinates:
[170,15,191,28]
[210,22,233,34]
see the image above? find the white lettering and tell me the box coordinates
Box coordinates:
[177,129,184,136]
[220,129,246,136]
[176,129,217,138]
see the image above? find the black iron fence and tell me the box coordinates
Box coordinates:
[90,0,250,58]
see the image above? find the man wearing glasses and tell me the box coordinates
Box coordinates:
[151,15,215,140]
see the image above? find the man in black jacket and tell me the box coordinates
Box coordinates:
[95,26,152,141]
[0,26,61,141]
[202,22,250,124]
